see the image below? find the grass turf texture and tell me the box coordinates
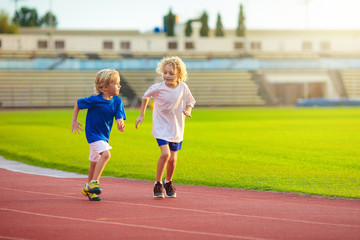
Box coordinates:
[0,107,359,199]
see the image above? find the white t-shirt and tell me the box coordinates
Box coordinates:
[143,81,196,142]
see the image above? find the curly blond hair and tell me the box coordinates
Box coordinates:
[94,69,119,94]
[156,56,188,82]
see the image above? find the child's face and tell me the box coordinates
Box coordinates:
[105,76,121,96]
[163,64,178,86]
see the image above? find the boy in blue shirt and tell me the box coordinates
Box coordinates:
[72,69,126,201]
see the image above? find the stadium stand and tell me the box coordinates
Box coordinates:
[0,70,126,108]
[0,50,34,59]
[339,70,360,98]
[120,70,265,106]
[98,52,124,60]
[250,51,320,60]
[0,69,264,108]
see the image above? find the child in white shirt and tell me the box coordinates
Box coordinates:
[135,56,196,198]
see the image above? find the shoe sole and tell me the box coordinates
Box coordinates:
[153,194,165,199]
[165,193,176,198]
[89,196,101,201]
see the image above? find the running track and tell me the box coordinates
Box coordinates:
[0,168,359,240]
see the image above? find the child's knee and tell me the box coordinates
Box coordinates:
[160,152,171,161]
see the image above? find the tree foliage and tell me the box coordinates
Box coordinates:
[199,11,209,37]
[12,7,58,28]
[13,7,40,27]
[185,20,193,37]
[236,4,246,37]
[40,11,58,27]
[215,13,224,37]
[0,11,18,33]
[165,8,176,37]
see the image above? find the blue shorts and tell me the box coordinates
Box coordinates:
[156,139,182,151]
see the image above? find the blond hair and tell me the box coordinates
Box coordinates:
[94,69,119,94]
[156,56,188,82]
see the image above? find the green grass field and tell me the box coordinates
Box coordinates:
[0,107,359,199]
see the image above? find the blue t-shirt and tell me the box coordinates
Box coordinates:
[77,94,126,144]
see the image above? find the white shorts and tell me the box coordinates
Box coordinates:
[89,140,112,162]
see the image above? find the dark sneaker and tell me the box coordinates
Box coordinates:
[153,182,165,198]
[163,180,176,198]
[88,180,101,194]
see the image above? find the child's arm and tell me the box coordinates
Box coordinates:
[71,102,84,134]
[135,98,150,129]
[116,118,125,132]
[183,105,193,117]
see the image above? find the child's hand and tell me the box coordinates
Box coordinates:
[117,119,125,132]
[135,116,144,129]
[183,110,191,117]
[183,106,192,117]
[183,110,192,117]
[71,120,83,134]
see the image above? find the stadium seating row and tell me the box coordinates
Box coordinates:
[339,70,360,98]
[0,70,265,108]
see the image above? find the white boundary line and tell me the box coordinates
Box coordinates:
[0,236,33,240]
[1,186,359,229]
[0,207,272,240]
[0,157,86,178]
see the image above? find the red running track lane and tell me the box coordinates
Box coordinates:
[0,168,359,240]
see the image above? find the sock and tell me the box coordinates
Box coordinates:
[90,180,98,183]
[154,181,162,186]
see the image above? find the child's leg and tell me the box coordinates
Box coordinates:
[92,150,111,181]
[165,150,178,182]
[156,145,171,182]
[87,161,97,183]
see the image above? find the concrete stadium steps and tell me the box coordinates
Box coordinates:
[0,70,127,107]
[120,70,265,106]
[339,70,360,98]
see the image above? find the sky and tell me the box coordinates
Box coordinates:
[1,0,360,32]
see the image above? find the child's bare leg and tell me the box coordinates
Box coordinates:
[156,145,171,182]
[87,161,97,183]
[92,150,111,181]
[165,151,178,182]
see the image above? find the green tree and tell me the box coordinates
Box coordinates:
[215,13,224,37]
[0,11,18,33]
[165,8,176,37]
[236,4,246,37]
[199,11,209,37]
[185,20,192,37]
[12,7,40,27]
[40,11,58,27]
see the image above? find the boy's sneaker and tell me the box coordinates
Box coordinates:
[153,182,165,198]
[82,184,101,201]
[87,180,101,194]
[163,180,176,198]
